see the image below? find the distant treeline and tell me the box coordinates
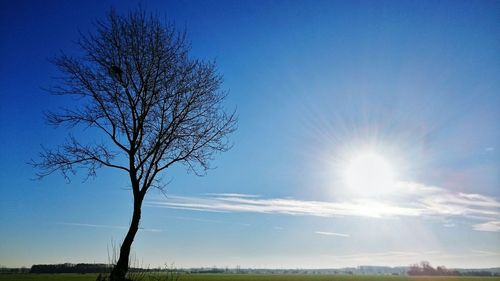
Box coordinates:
[1,262,498,276]
[0,267,29,274]
[408,261,460,276]
[29,263,183,274]
[30,263,111,274]
[408,261,500,277]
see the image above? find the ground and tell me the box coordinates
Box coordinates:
[1,274,500,281]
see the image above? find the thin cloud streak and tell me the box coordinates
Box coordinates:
[55,222,165,232]
[146,182,500,232]
[323,251,422,260]
[322,249,500,263]
[56,222,127,230]
[471,250,500,256]
[202,193,261,198]
[315,231,350,237]
[163,215,251,226]
[147,195,421,218]
[473,221,500,232]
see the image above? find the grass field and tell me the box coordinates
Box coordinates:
[1,274,500,281]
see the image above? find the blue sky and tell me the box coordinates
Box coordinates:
[1,0,499,269]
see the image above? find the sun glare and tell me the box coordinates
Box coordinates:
[344,151,397,195]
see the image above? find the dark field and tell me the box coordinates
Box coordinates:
[1,274,500,281]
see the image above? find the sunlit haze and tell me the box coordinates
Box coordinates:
[344,151,397,196]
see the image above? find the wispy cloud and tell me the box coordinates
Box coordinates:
[321,249,500,265]
[202,193,261,198]
[139,228,165,232]
[55,222,165,232]
[471,250,500,256]
[163,215,251,226]
[323,251,422,260]
[473,221,500,232]
[56,222,127,230]
[443,222,456,228]
[146,194,421,218]
[315,231,350,237]
[146,182,500,232]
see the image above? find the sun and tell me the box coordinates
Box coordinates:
[343,151,397,195]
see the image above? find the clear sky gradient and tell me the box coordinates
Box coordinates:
[1,0,499,269]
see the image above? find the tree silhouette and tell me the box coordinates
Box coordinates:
[32,8,236,281]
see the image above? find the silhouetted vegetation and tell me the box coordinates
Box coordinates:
[31,263,110,274]
[408,261,459,276]
[2,263,499,278]
[407,261,500,277]
[32,6,236,281]
[461,271,498,277]
[0,266,29,274]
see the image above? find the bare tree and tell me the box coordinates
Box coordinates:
[31,8,236,281]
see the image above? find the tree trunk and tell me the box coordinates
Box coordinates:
[110,197,142,281]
